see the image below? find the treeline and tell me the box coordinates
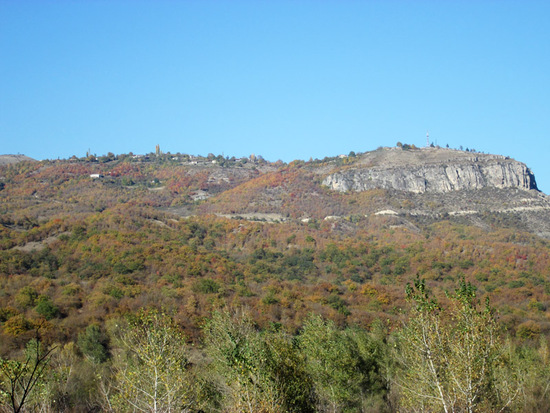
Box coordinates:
[2,279,550,413]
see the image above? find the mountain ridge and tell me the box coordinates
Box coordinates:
[1,146,549,238]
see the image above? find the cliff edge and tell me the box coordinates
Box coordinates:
[322,147,537,194]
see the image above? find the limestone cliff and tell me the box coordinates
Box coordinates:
[322,147,537,194]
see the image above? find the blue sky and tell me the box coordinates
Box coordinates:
[1,1,550,192]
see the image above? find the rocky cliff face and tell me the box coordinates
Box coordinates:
[322,148,538,194]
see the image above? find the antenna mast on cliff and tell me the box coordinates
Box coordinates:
[426,130,430,147]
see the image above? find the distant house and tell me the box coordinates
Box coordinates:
[90,174,103,179]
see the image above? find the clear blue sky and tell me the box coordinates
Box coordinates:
[2,1,550,192]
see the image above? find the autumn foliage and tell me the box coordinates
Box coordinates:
[1,154,550,411]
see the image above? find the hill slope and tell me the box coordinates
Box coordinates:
[191,147,550,238]
[0,147,550,345]
[0,154,36,165]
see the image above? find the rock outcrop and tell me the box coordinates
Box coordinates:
[322,147,537,194]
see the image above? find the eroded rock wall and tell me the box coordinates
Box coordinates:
[323,158,537,194]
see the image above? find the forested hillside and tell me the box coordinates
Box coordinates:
[1,149,550,412]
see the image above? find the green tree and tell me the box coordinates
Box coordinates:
[395,278,513,413]
[34,295,59,320]
[0,335,55,413]
[203,310,313,413]
[77,324,109,364]
[297,314,385,413]
[14,287,37,309]
[495,336,550,413]
[110,308,195,412]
